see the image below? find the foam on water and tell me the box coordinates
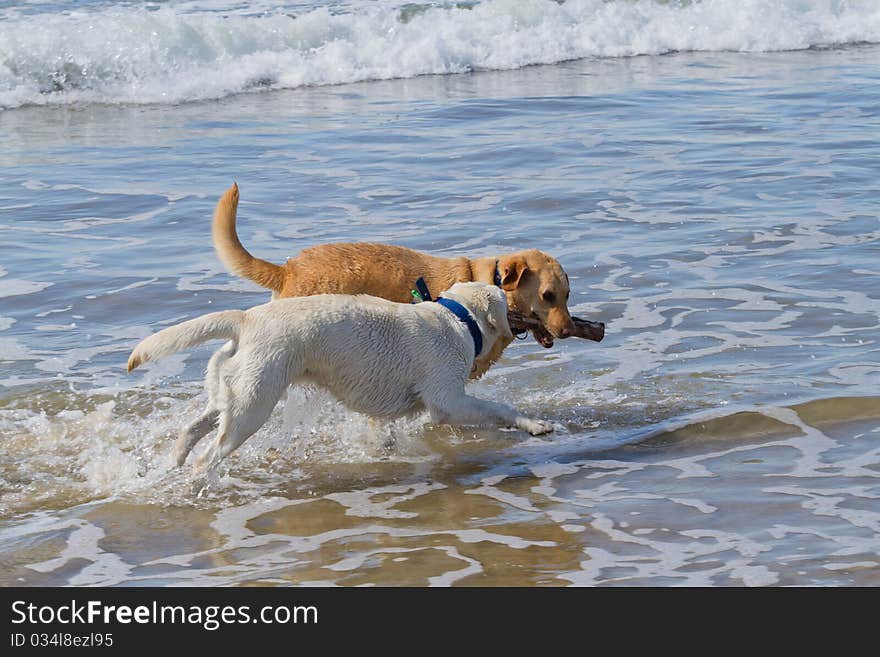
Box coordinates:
[2,0,880,108]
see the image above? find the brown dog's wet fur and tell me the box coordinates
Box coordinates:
[212,183,576,377]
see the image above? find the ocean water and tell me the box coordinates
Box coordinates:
[1,0,879,586]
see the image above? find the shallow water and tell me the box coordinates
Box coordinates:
[1,1,879,586]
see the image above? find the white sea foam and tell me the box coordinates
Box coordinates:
[1,0,878,108]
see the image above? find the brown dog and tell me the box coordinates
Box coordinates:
[212,183,576,377]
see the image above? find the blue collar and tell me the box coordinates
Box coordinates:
[493,260,502,287]
[436,297,483,358]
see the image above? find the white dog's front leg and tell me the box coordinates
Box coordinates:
[426,392,553,436]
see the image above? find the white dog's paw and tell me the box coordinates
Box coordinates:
[517,417,555,436]
[170,444,188,468]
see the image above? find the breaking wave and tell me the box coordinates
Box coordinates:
[2,0,879,108]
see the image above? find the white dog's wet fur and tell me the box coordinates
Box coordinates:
[127,282,553,474]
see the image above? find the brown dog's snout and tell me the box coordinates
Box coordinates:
[546,308,576,339]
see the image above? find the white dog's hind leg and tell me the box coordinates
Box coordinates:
[171,342,235,466]
[172,409,218,466]
[424,388,553,436]
[192,363,288,475]
[193,398,282,474]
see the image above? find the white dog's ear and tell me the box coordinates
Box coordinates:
[484,288,509,334]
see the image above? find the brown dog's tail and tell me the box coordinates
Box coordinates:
[212,183,286,293]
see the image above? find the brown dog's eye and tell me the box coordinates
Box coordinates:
[542,291,556,304]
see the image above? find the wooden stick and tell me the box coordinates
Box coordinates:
[507,312,605,342]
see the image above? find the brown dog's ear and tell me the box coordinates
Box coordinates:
[500,257,530,291]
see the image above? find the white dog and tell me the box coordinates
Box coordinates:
[127,282,553,473]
